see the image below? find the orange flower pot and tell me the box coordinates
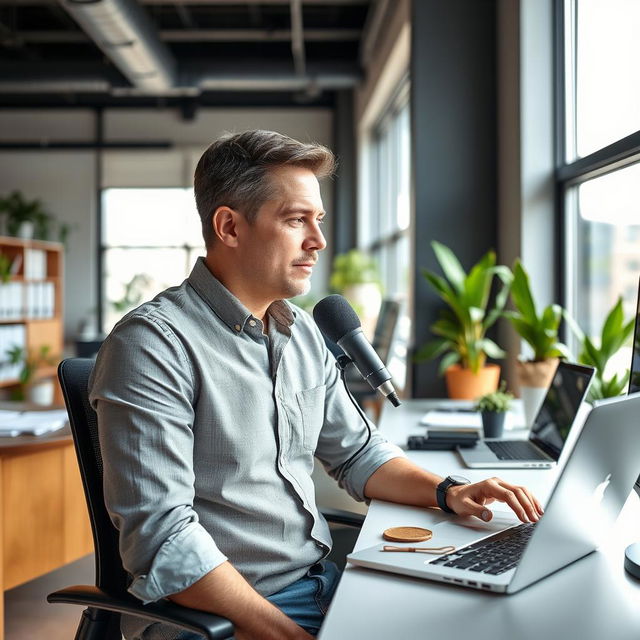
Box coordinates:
[444,363,501,400]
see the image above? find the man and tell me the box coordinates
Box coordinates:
[90,130,543,640]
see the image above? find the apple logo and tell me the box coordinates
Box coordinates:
[593,473,612,505]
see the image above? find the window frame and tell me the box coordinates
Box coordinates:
[554,0,640,342]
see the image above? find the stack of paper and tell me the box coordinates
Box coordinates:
[0,409,68,437]
[420,410,482,429]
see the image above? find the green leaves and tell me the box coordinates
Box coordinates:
[417,241,511,374]
[506,260,569,361]
[577,297,634,401]
[330,249,381,293]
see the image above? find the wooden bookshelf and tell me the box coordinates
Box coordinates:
[0,236,64,403]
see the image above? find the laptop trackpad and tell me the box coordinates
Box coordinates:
[433,514,519,549]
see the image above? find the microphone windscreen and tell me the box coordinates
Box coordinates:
[313,294,362,343]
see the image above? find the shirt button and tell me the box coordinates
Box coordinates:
[249,319,257,327]
[234,324,241,332]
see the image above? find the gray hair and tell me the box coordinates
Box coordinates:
[194,129,335,247]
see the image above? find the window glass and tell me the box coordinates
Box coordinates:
[574,0,640,158]
[364,84,411,389]
[101,188,205,332]
[570,162,640,371]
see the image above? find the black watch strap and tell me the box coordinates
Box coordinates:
[436,475,470,514]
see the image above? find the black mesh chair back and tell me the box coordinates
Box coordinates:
[58,357,128,594]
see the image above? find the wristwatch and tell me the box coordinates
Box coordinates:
[436,475,470,514]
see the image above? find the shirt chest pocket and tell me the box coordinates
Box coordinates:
[295,385,326,452]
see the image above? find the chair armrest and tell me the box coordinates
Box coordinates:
[48,585,234,640]
[320,507,365,528]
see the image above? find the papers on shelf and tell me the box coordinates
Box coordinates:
[0,409,68,437]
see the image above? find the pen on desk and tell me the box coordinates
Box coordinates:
[382,545,456,554]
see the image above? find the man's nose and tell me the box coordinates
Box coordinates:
[304,222,327,252]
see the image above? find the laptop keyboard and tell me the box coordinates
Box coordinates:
[429,523,536,575]
[485,440,549,461]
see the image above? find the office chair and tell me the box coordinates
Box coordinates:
[48,358,363,640]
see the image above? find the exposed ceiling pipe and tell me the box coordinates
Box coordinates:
[18,28,362,44]
[58,0,177,93]
[290,0,306,78]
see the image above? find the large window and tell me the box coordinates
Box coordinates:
[361,81,411,388]
[365,84,411,298]
[101,188,205,332]
[559,0,640,362]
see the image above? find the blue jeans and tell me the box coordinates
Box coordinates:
[174,560,341,639]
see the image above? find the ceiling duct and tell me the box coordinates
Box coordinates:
[59,0,177,93]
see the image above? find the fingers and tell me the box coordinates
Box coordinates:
[451,478,544,524]
[492,478,544,523]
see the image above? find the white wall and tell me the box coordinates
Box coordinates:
[0,107,333,341]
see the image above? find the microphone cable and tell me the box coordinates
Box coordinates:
[334,353,372,484]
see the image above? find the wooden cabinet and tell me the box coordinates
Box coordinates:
[0,236,63,404]
[0,433,93,640]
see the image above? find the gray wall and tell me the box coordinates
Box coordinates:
[411,0,499,397]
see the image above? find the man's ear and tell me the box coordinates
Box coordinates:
[212,206,242,247]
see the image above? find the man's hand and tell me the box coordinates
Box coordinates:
[446,477,544,523]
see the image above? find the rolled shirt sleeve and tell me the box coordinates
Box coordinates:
[89,313,228,604]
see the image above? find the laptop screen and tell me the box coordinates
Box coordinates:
[529,362,594,459]
[628,278,640,394]
[627,277,640,492]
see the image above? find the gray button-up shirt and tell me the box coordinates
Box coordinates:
[89,257,404,608]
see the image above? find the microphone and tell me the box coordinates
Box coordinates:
[313,294,400,407]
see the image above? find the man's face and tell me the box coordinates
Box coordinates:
[235,165,327,303]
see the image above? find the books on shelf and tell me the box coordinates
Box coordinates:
[0,281,55,320]
[24,248,47,279]
[26,281,55,318]
[0,409,68,437]
[0,282,24,320]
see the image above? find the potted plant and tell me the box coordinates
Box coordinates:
[415,241,512,399]
[6,344,58,405]
[0,190,73,243]
[504,259,571,426]
[329,249,382,337]
[570,297,635,402]
[475,382,514,438]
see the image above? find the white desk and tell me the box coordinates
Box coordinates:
[319,400,640,640]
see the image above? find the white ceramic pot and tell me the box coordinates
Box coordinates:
[27,379,55,406]
[17,221,35,240]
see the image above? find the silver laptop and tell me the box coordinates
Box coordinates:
[458,361,594,469]
[348,392,640,594]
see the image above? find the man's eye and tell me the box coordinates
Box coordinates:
[289,217,304,225]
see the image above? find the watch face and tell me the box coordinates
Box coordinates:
[449,475,470,485]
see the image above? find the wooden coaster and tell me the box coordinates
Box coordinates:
[382,526,433,543]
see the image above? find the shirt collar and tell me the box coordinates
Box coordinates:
[187,257,296,334]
